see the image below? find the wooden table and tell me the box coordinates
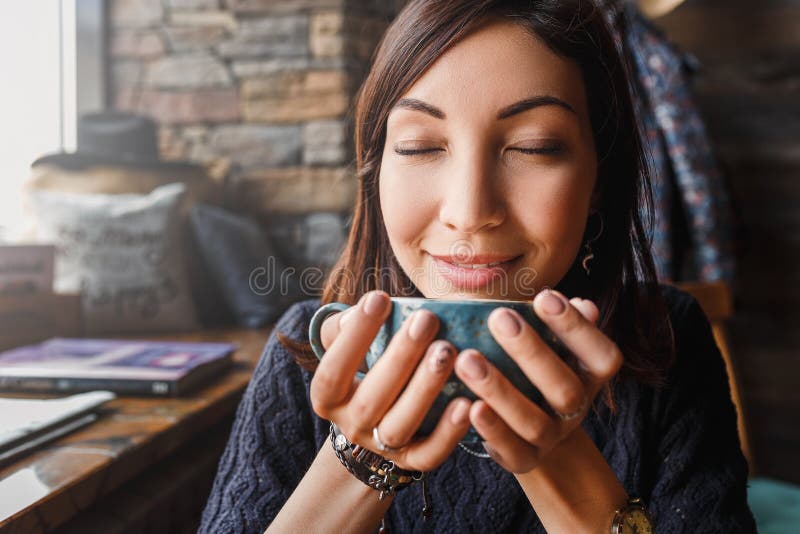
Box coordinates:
[0,327,272,534]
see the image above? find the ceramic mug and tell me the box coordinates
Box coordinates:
[308,297,572,444]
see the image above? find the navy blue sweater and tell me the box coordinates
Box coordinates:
[199,285,756,533]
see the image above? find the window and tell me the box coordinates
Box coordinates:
[0,0,104,239]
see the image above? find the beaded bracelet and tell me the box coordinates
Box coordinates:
[329,423,432,529]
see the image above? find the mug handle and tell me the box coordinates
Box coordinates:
[308,302,351,360]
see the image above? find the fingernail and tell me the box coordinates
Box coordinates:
[428,344,454,374]
[492,308,521,337]
[538,290,566,315]
[409,310,437,341]
[459,351,488,380]
[450,399,470,425]
[363,291,388,316]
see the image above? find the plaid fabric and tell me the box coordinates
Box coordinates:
[605,3,736,282]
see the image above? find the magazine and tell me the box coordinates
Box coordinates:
[0,390,115,466]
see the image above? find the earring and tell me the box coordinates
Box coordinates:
[581,212,604,276]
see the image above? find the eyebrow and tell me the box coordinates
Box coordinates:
[391,95,576,120]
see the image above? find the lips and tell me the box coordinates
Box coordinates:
[448,261,504,269]
[429,254,520,266]
[429,253,521,291]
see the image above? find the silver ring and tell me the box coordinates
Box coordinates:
[372,426,399,453]
[553,394,588,421]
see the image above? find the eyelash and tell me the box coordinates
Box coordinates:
[393,146,564,157]
[394,148,441,156]
[514,146,564,156]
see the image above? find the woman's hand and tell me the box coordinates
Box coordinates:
[454,289,622,475]
[310,290,473,472]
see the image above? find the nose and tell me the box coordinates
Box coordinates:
[438,150,507,234]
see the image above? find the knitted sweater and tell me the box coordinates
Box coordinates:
[199,285,756,533]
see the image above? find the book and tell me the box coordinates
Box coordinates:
[0,390,115,467]
[0,338,236,396]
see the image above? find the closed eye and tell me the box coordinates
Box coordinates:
[393,147,443,156]
[512,146,565,156]
[393,146,564,156]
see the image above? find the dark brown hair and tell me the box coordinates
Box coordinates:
[279,0,674,395]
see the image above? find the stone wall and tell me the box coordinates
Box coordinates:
[108,0,401,270]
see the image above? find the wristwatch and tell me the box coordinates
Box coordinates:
[611,497,654,534]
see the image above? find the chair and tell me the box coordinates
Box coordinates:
[675,281,800,533]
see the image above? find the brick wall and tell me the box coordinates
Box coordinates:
[108,0,401,270]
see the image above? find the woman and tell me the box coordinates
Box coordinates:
[199,1,755,532]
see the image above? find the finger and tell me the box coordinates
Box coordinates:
[568,297,600,324]
[396,397,472,472]
[346,309,440,434]
[454,349,558,447]
[486,307,587,417]
[376,340,457,448]
[533,289,623,387]
[310,291,391,413]
[320,308,355,350]
[470,401,540,474]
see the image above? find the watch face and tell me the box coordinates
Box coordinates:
[622,508,653,534]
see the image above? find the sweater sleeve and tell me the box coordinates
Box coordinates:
[198,300,322,534]
[646,291,756,533]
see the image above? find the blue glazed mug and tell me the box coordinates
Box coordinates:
[308,297,572,444]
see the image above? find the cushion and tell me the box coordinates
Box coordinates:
[190,204,304,328]
[27,182,198,334]
[749,477,800,534]
[22,163,231,328]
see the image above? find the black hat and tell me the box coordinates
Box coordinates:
[32,111,201,172]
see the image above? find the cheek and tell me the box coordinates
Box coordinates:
[509,166,594,251]
[378,164,436,252]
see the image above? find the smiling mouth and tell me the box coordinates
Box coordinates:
[449,260,506,269]
[427,253,523,291]
[429,253,522,268]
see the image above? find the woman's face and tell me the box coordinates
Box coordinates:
[379,19,598,301]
